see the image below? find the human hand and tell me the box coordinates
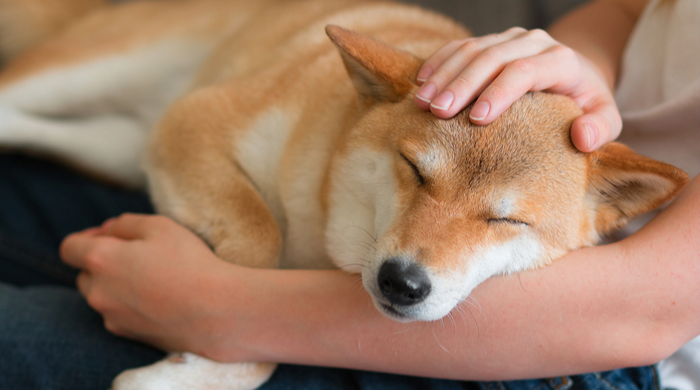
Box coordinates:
[414,27,621,152]
[60,214,252,359]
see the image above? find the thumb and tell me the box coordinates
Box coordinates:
[570,100,622,152]
[100,213,155,241]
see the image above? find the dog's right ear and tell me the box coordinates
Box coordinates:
[586,142,689,235]
[325,25,422,104]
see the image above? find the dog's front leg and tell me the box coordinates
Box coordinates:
[145,153,284,269]
[112,94,284,390]
[112,165,281,390]
[144,94,284,270]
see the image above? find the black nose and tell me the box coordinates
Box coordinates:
[377,258,431,306]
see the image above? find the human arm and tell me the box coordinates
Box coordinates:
[61,173,700,381]
[414,0,648,152]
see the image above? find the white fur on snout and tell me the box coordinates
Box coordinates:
[326,149,397,273]
[364,234,544,322]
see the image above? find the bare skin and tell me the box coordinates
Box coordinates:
[59,0,700,381]
[415,0,647,152]
[61,174,700,380]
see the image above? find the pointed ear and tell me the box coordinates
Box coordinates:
[587,142,689,235]
[325,25,423,103]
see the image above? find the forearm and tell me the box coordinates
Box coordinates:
[215,174,700,380]
[548,0,647,88]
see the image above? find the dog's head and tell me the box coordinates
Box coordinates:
[323,26,689,322]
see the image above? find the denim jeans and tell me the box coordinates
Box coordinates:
[0,154,660,390]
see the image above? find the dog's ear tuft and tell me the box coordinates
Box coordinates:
[326,25,422,103]
[586,142,689,235]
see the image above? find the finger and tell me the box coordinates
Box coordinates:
[80,227,103,236]
[467,46,579,123]
[416,39,469,85]
[418,27,528,90]
[570,101,622,152]
[60,231,102,269]
[61,229,127,272]
[76,271,92,297]
[415,39,479,110]
[428,30,558,118]
[101,213,158,241]
[415,28,527,110]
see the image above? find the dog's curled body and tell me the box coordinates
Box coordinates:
[144,0,471,275]
[0,0,688,389]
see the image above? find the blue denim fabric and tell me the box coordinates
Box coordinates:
[0,284,166,389]
[0,155,660,390]
[255,365,660,390]
[0,154,153,287]
[0,154,165,390]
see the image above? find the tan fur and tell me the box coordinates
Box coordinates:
[135,1,472,271]
[0,0,689,387]
[0,0,687,305]
[0,0,270,87]
[0,0,108,62]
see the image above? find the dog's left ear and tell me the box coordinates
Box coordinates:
[586,142,689,235]
[326,25,422,103]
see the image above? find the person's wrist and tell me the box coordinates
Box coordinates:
[575,50,615,91]
[182,261,262,362]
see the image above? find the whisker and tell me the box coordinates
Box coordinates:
[464,295,486,322]
[343,225,379,244]
[338,263,369,271]
[517,273,528,292]
[444,312,457,336]
[393,321,417,335]
[350,277,365,289]
[453,305,469,328]
[466,306,480,340]
[432,329,449,353]
[349,241,375,252]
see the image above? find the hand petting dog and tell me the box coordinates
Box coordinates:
[414,27,619,153]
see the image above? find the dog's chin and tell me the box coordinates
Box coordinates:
[370,298,454,323]
[376,302,415,323]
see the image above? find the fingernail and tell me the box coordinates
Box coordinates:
[416,67,433,83]
[415,83,437,103]
[584,123,598,150]
[469,101,490,121]
[431,91,455,111]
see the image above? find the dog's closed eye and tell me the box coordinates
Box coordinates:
[400,153,425,186]
[487,218,529,226]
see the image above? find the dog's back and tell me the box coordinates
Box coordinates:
[0,0,467,186]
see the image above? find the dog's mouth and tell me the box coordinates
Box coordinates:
[379,303,409,320]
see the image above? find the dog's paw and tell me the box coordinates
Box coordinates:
[112,353,276,390]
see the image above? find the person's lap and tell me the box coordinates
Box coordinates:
[0,154,659,390]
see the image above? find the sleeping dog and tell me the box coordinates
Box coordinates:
[0,0,688,388]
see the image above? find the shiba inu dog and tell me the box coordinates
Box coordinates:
[0,0,689,389]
